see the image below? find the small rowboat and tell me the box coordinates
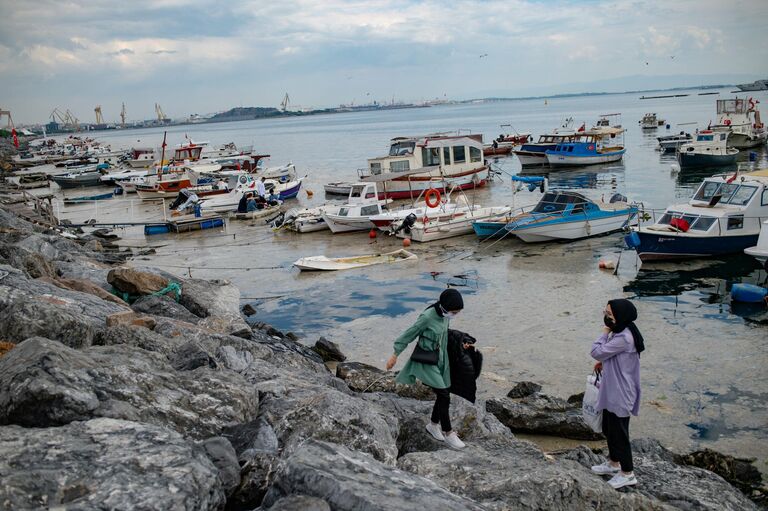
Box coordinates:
[293,249,417,271]
[232,204,283,221]
[64,192,114,204]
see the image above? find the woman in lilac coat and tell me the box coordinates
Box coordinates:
[589,298,645,490]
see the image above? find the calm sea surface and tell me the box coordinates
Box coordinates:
[53,87,768,466]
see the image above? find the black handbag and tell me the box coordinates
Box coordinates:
[410,343,439,365]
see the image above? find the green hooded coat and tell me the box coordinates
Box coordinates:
[393,307,451,389]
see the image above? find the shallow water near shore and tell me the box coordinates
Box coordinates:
[49,87,768,470]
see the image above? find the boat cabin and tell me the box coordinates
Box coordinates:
[362,133,484,178]
[531,192,593,215]
[695,130,729,143]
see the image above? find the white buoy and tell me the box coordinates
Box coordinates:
[670,163,680,173]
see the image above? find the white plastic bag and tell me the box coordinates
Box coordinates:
[582,373,603,433]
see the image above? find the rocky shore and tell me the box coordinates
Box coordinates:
[0,168,765,509]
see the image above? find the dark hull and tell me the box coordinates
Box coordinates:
[627,231,759,261]
[677,152,737,169]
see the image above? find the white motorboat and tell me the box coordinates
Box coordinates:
[711,97,767,149]
[504,191,638,243]
[396,205,511,243]
[199,172,304,213]
[293,249,417,271]
[657,132,692,153]
[100,168,151,185]
[321,183,394,233]
[323,182,354,195]
[677,130,739,169]
[745,219,768,265]
[639,113,665,129]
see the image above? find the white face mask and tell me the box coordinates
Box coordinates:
[445,311,458,320]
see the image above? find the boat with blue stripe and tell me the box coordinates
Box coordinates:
[513,119,577,167]
[625,169,768,261]
[504,190,638,242]
[545,115,626,167]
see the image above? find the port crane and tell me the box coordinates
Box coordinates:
[50,108,80,131]
[280,93,290,112]
[155,103,169,122]
[94,105,104,124]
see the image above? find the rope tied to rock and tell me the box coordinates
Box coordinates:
[111,281,182,304]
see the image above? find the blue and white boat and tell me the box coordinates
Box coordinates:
[504,191,638,242]
[513,120,576,167]
[472,176,546,239]
[625,170,768,261]
[677,130,739,169]
[544,125,626,167]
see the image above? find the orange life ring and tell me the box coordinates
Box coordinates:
[425,188,441,208]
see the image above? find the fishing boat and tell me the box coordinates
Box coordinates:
[199,172,304,213]
[711,97,767,149]
[677,130,739,169]
[625,171,768,261]
[639,113,666,129]
[51,170,105,188]
[483,143,515,157]
[358,133,489,199]
[745,219,768,265]
[274,182,388,233]
[293,249,417,271]
[64,192,113,204]
[657,132,692,153]
[322,183,395,233]
[126,148,156,168]
[395,203,511,243]
[233,203,283,221]
[323,182,353,196]
[513,120,576,167]
[544,117,625,167]
[100,168,151,185]
[14,173,49,189]
[504,191,638,242]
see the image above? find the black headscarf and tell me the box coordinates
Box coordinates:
[608,298,645,355]
[428,289,464,317]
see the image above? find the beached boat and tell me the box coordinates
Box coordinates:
[545,117,626,167]
[322,183,395,233]
[199,173,304,213]
[293,249,417,271]
[233,204,283,221]
[14,173,49,189]
[395,205,510,243]
[370,202,463,232]
[711,97,767,149]
[657,132,692,153]
[64,192,113,204]
[513,121,576,167]
[639,113,666,129]
[357,133,488,199]
[677,130,739,169]
[504,191,638,242]
[51,170,104,188]
[625,171,768,261]
[323,182,353,196]
[745,219,768,265]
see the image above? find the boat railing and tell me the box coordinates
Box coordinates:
[637,207,767,235]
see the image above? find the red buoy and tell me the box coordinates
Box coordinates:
[369,229,377,239]
[403,238,412,247]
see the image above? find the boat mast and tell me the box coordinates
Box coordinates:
[158,131,167,178]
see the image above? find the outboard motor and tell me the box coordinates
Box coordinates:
[609,193,627,204]
[169,189,190,210]
[393,213,418,235]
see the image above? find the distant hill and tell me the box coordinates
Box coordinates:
[207,107,293,122]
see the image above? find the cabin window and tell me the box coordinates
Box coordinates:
[762,189,768,206]
[360,205,380,216]
[389,142,415,156]
[370,162,382,175]
[725,186,757,205]
[453,146,466,163]
[390,160,410,172]
[469,146,482,163]
[338,207,349,217]
[443,147,451,165]
[697,135,714,141]
[720,134,726,141]
[727,216,744,230]
[422,147,441,166]
[350,186,364,198]
[690,217,716,231]
[658,211,682,225]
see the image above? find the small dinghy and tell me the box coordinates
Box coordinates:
[233,204,283,221]
[293,249,417,271]
[64,192,114,204]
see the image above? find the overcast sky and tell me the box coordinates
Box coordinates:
[2,0,767,124]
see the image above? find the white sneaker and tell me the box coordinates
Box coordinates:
[444,431,465,449]
[425,422,445,441]
[608,472,637,489]
[591,461,620,475]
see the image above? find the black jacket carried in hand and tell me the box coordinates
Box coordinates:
[447,329,483,403]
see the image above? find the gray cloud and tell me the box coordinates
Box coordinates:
[148,49,178,55]
[108,48,135,56]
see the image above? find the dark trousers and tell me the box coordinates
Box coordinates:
[430,387,452,432]
[602,410,633,472]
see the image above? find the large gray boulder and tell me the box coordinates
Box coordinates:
[0,298,96,347]
[265,495,331,511]
[0,243,56,278]
[261,440,486,510]
[0,337,258,439]
[336,361,434,400]
[486,393,603,440]
[178,278,251,337]
[0,418,229,511]
[131,293,202,323]
[560,439,760,510]
[398,435,666,511]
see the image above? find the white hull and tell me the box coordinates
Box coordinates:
[512,215,635,243]
[324,182,353,195]
[729,132,768,149]
[233,205,282,220]
[546,151,624,167]
[294,249,417,271]
[127,158,154,168]
[322,214,375,233]
[515,152,548,166]
[401,207,510,243]
[745,220,768,265]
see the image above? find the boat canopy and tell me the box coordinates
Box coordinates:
[532,191,592,213]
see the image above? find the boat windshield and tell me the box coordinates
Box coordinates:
[389,141,415,156]
[350,186,366,198]
[657,211,717,231]
[532,192,588,213]
[693,182,757,205]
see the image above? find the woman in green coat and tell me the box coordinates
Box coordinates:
[386,289,465,449]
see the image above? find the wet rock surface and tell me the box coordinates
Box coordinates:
[312,336,347,362]
[336,361,434,400]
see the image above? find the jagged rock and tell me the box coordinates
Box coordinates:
[179,278,240,318]
[0,244,56,278]
[675,448,764,500]
[0,298,96,347]
[105,310,157,329]
[312,336,346,362]
[265,495,331,511]
[559,439,759,510]
[93,324,188,355]
[242,303,257,316]
[131,293,201,323]
[107,267,169,295]
[261,440,485,510]
[0,341,14,358]
[54,259,113,290]
[0,418,228,510]
[567,391,585,406]
[201,436,241,497]
[90,228,119,240]
[39,276,128,305]
[487,394,602,440]
[0,337,258,439]
[507,381,542,398]
[396,417,445,457]
[84,239,103,252]
[171,341,218,371]
[336,361,433,400]
[223,418,281,509]
[399,435,665,511]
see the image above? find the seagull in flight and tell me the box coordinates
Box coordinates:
[479,53,488,58]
